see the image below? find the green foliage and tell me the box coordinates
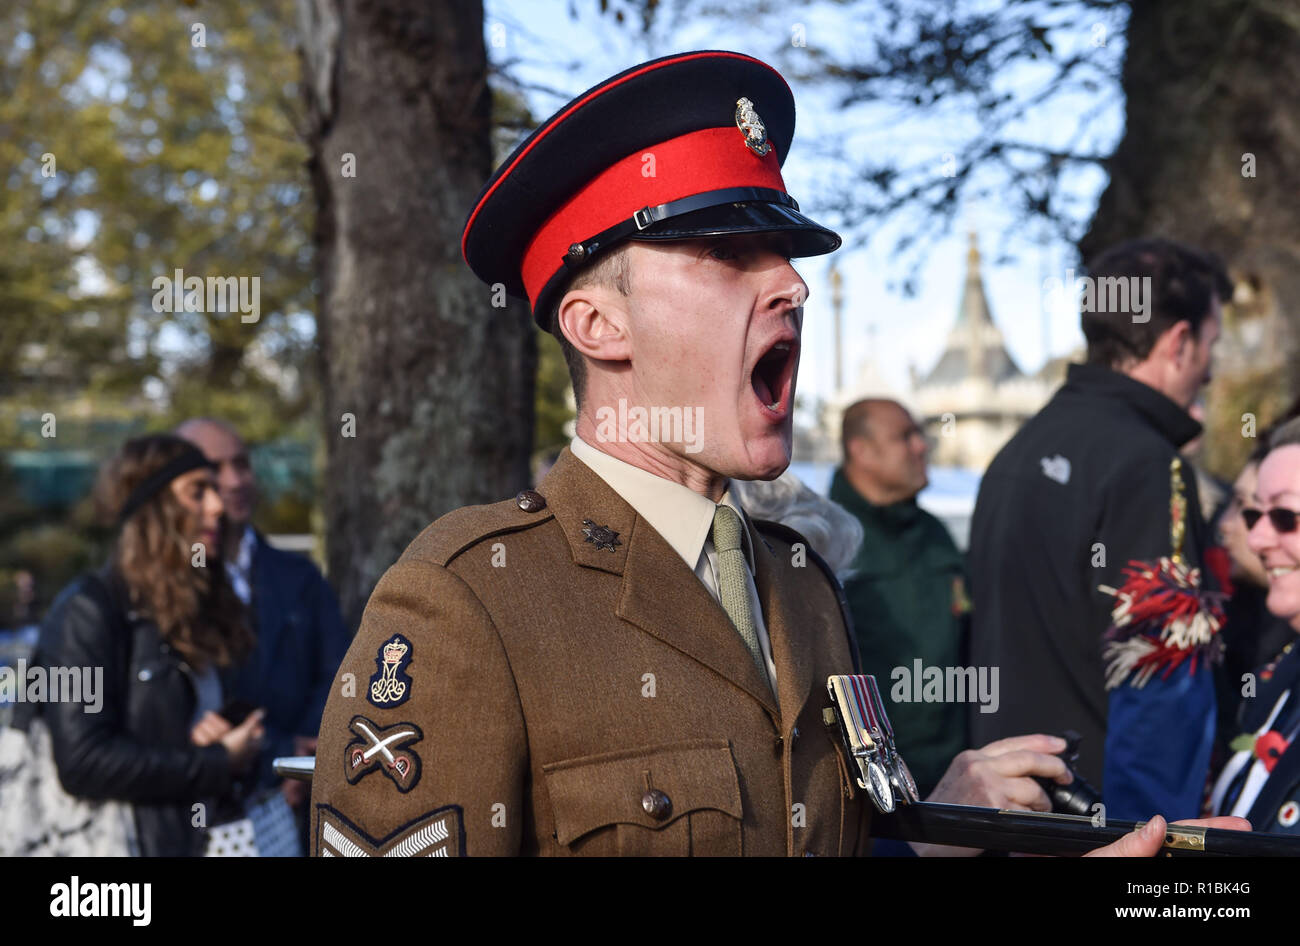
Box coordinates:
[0,2,320,612]
[0,0,314,440]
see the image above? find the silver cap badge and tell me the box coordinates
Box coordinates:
[734,97,771,157]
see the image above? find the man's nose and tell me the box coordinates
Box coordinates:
[763,258,808,312]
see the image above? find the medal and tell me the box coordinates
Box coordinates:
[889,752,921,805]
[865,754,895,813]
[826,674,921,812]
[863,674,921,804]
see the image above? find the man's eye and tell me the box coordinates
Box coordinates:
[709,245,737,261]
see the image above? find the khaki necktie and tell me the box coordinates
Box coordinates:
[711,504,768,681]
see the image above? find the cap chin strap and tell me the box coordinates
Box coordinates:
[559,186,799,269]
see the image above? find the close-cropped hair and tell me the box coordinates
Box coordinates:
[548,244,633,407]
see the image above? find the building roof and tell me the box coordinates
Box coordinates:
[918,233,1025,388]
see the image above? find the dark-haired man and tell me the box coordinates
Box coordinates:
[969,238,1233,821]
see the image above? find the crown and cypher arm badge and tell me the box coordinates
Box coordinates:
[368,634,414,708]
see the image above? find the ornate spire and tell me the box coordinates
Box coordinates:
[916,232,1024,389]
[957,231,993,328]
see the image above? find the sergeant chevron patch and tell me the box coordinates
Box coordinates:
[343,715,423,792]
[316,804,464,857]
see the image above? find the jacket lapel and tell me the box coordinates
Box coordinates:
[541,449,779,715]
[1246,733,1300,830]
[1244,654,1300,828]
[749,521,815,735]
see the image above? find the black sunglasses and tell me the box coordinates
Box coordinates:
[1242,507,1300,533]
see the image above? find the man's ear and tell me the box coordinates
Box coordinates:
[1149,315,1190,363]
[555,285,633,363]
[1161,319,1194,367]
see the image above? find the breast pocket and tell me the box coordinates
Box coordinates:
[542,740,743,857]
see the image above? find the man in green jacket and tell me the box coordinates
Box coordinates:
[831,398,969,796]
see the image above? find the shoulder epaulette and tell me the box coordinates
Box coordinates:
[403,490,555,568]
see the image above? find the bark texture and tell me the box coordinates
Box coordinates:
[1081,0,1300,475]
[301,0,536,626]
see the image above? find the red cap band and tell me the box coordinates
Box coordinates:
[520,126,786,311]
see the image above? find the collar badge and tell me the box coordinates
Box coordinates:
[581,519,622,552]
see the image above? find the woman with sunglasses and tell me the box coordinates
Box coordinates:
[1213,443,1297,760]
[1209,418,1300,832]
[21,435,263,855]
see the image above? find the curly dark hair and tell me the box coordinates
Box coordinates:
[93,434,253,670]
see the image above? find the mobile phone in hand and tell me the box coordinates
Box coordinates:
[218,699,258,727]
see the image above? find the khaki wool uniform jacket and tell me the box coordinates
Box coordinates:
[310,449,872,856]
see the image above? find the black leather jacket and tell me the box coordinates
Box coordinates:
[19,568,235,856]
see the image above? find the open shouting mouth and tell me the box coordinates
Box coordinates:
[750,334,798,419]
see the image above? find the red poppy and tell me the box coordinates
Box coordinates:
[1255,731,1290,772]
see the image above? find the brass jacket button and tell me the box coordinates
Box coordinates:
[641,789,672,821]
[516,489,547,512]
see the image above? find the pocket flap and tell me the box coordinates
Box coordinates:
[542,740,742,846]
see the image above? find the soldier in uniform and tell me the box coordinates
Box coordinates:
[309,51,1241,857]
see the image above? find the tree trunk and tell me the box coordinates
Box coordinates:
[1081,0,1300,476]
[300,0,536,628]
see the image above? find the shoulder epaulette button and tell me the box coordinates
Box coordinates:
[516,489,547,512]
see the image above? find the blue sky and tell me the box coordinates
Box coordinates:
[485,0,1127,408]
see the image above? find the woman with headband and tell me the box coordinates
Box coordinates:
[26,434,262,856]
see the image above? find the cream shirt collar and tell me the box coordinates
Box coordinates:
[569,436,754,571]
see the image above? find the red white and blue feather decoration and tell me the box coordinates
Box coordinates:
[1099,457,1228,689]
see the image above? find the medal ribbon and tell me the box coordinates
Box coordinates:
[864,675,895,746]
[846,675,883,745]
